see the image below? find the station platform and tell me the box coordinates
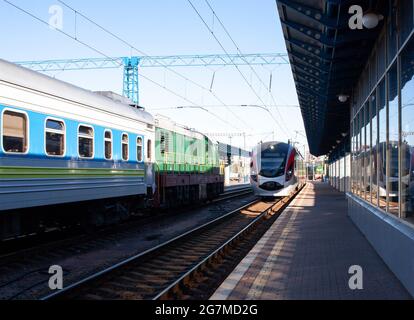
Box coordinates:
[212,182,412,300]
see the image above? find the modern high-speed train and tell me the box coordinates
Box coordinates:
[0,59,224,240]
[250,141,306,197]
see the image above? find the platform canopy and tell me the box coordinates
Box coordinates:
[276,0,387,156]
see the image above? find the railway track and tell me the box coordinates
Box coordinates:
[0,186,255,300]
[41,188,300,300]
[0,186,252,259]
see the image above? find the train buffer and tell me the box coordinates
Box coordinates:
[211,182,411,300]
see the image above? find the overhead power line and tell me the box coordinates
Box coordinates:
[3,0,241,130]
[150,104,300,111]
[57,0,253,131]
[187,0,289,138]
[204,0,292,137]
[139,74,241,129]
[1,0,122,68]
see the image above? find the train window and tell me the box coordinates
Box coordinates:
[160,133,166,155]
[2,110,28,154]
[137,137,143,162]
[78,125,94,158]
[147,139,152,160]
[104,130,112,160]
[122,134,129,161]
[45,119,65,156]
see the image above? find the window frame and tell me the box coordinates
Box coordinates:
[147,139,152,161]
[136,136,143,162]
[103,129,113,161]
[1,108,30,155]
[77,124,94,159]
[44,117,66,158]
[121,132,129,161]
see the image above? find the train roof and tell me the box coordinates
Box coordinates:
[0,59,154,125]
[155,115,207,141]
[258,141,290,147]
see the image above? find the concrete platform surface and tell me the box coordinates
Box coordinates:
[212,182,412,300]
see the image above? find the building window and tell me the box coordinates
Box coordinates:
[378,80,387,210]
[399,0,413,47]
[377,33,386,77]
[45,119,65,156]
[364,102,371,201]
[370,54,377,90]
[370,94,378,206]
[137,137,143,162]
[122,134,129,161]
[104,130,112,160]
[351,120,356,194]
[401,38,414,223]
[387,11,398,65]
[358,108,365,197]
[388,63,399,216]
[78,125,94,158]
[356,111,362,196]
[2,110,28,154]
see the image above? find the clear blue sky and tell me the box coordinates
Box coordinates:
[0,0,307,151]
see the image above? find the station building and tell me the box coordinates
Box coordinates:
[277,0,414,295]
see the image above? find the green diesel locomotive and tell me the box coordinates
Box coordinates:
[154,116,224,207]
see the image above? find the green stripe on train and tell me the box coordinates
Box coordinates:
[0,167,145,178]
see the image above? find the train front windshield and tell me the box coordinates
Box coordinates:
[259,144,288,178]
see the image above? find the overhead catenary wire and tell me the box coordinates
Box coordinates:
[203,0,292,138]
[2,0,241,131]
[1,0,122,68]
[151,104,300,111]
[57,0,254,131]
[187,0,290,139]
[140,73,241,129]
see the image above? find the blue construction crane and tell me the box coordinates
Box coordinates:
[15,53,289,104]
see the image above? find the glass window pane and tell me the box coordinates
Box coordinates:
[79,138,93,158]
[104,131,112,160]
[357,111,363,196]
[2,111,28,153]
[388,63,399,216]
[105,141,112,160]
[401,38,414,223]
[371,94,378,205]
[351,120,356,193]
[78,126,93,158]
[359,106,365,198]
[79,126,93,137]
[46,120,64,156]
[364,101,371,201]
[399,0,413,46]
[137,138,143,162]
[377,33,386,76]
[46,119,64,131]
[387,13,398,65]
[46,132,64,156]
[147,139,152,159]
[122,134,129,161]
[378,80,387,209]
[370,56,377,89]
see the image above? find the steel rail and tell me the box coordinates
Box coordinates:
[152,199,282,300]
[40,198,261,300]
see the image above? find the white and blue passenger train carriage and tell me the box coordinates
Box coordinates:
[0,59,155,211]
